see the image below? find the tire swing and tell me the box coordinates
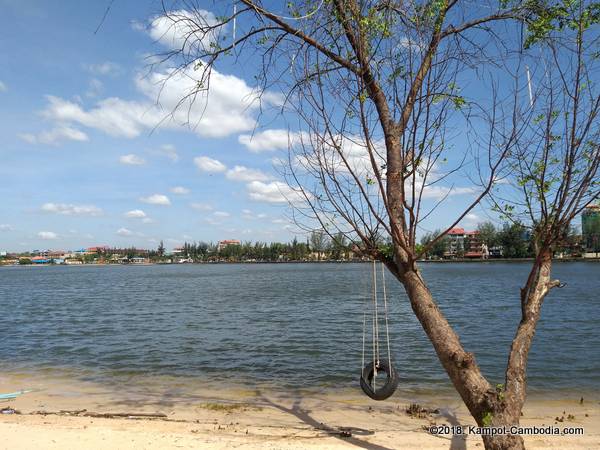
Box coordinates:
[359,261,399,401]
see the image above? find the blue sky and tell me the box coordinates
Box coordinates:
[0,0,494,252]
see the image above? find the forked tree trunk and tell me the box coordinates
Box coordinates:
[385,255,561,450]
[388,246,559,449]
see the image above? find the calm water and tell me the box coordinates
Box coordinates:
[0,262,598,396]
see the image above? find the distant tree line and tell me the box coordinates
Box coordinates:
[171,232,352,262]
[418,222,581,259]
[0,225,584,266]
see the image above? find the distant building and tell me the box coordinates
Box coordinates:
[31,256,50,264]
[218,239,241,252]
[445,228,465,258]
[445,228,485,258]
[582,204,600,256]
[130,257,148,264]
[464,230,484,258]
[65,259,83,265]
[86,246,109,254]
[47,250,66,259]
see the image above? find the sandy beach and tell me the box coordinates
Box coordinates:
[1,372,598,449]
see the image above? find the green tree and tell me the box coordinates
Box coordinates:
[330,232,348,260]
[498,223,530,258]
[309,231,329,260]
[421,231,447,259]
[477,221,498,247]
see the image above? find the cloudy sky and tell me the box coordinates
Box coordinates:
[0,0,488,252]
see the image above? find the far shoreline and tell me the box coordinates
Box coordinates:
[2,257,600,268]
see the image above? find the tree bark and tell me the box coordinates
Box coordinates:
[387,259,528,450]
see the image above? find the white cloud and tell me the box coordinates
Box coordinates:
[116,227,133,236]
[86,78,103,98]
[398,36,426,51]
[139,68,278,138]
[213,211,230,218]
[294,134,384,178]
[190,202,213,211]
[246,181,306,204]
[19,125,89,146]
[38,60,279,140]
[140,194,171,205]
[238,129,306,153]
[119,154,146,165]
[124,209,147,219]
[225,165,271,182]
[38,231,58,240]
[158,144,179,162]
[41,95,158,139]
[84,61,121,76]
[201,217,220,226]
[170,186,190,195]
[242,209,267,220]
[0,81,6,92]
[194,156,226,173]
[421,185,478,200]
[0,224,13,231]
[41,202,103,216]
[147,9,223,53]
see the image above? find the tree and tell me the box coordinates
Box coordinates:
[477,221,498,247]
[485,2,600,441]
[555,225,581,256]
[420,230,447,259]
[158,2,599,448]
[330,232,348,260]
[309,230,329,260]
[157,240,165,257]
[498,223,530,258]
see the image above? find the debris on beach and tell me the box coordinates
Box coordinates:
[28,409,167,419]
[405,403,439,419]
[1,407,20,414]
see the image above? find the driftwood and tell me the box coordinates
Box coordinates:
[29,409,167,419]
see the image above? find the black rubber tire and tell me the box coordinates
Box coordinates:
[359,358,399,401]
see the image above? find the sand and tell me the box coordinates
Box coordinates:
[1,372,598,449]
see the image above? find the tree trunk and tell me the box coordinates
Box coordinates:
[385,246,560,449]
[389,262,528,450]
[482,432,525,450]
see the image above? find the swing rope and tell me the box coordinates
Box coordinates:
[362,260,393,381]
[360,260,400,401]
[372,260,379,377]
[381,262,392,367]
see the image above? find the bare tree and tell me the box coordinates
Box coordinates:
[151,1,599,449]
[486,2,600,441]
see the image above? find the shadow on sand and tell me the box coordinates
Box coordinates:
[438,408,467,450]
[253,389,394,450]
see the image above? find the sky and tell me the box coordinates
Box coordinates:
[0,0,493,253]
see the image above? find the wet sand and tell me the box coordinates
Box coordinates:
[1,372,598,449]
